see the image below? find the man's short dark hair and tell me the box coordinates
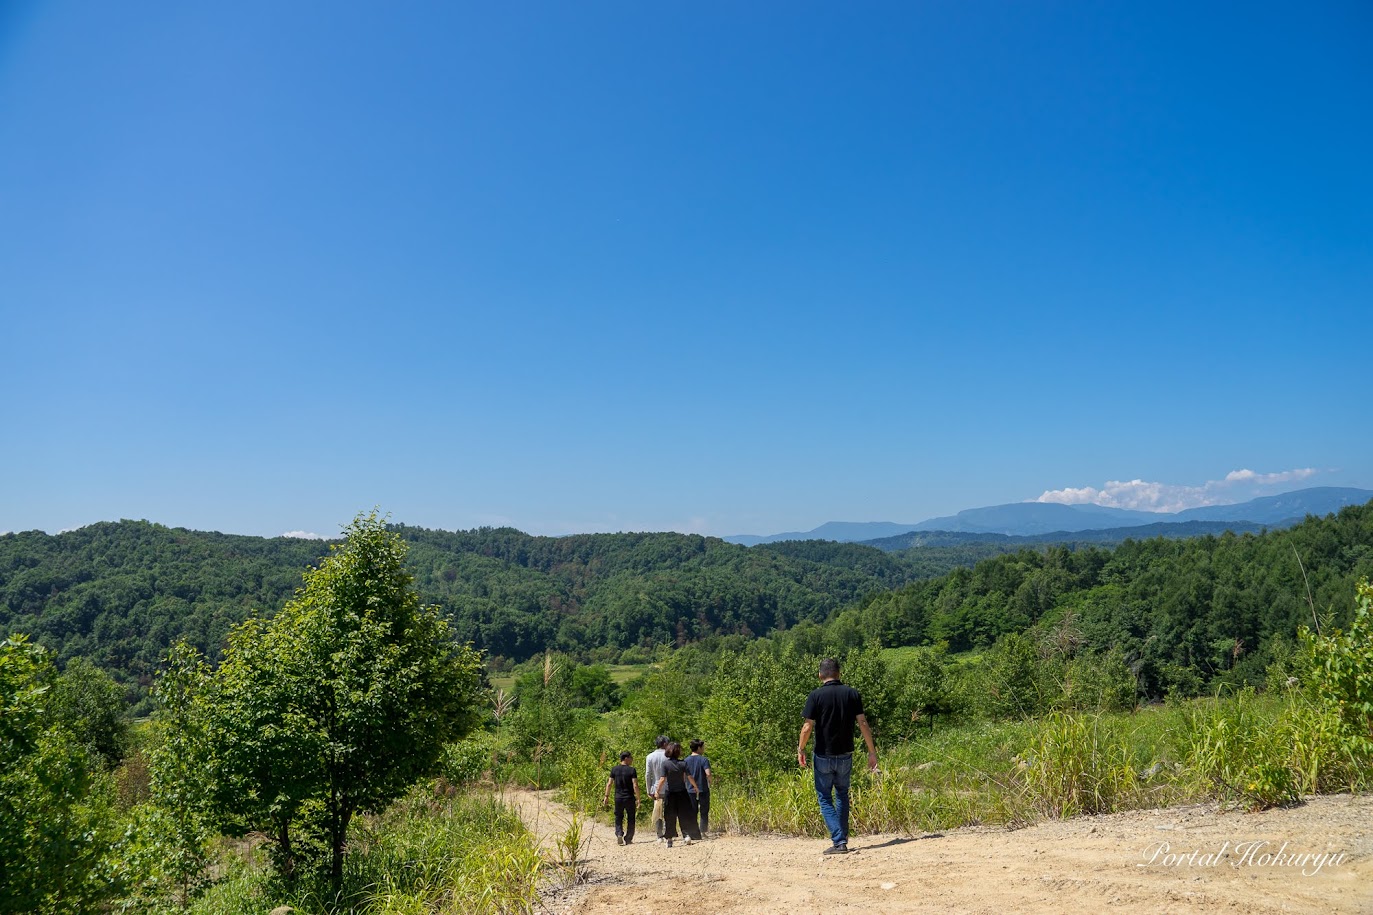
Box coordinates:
[818,658,841,680]
[689,739,704,753]
[656,735,670,748]
[619,750,632,761]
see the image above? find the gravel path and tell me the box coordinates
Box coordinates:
[509,789,1372,914]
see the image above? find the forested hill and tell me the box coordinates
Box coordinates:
[395,525,923,659]
[819,501,1373,695]
[5,503,1372,709]
[0,521,937,708]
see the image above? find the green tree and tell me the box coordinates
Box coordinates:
[177,512,487,888]
[0,636,119,914]
[700,646,814,777]
[972,633,1049,719]
[120,642,215,909]
[49,656,129,770]
[891,645,953,735]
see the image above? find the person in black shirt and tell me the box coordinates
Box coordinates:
[684,739,714,836]
[797,658,877,854]
[602,751,640,845]
[652,741,702,847]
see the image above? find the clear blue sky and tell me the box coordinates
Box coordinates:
[2,1,1370,538]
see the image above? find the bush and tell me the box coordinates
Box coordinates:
[1302,579,1373,766]
[440,732,500,786]
[970,634,1049,719]
[0,636,122,914]
[1059,648,1137,713]
[699,647,814,778]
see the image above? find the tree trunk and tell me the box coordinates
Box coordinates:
[277,819,295,884]
[330,803,353,889]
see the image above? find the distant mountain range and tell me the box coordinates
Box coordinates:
[724,487,1373,546]
[860,519,1277,553]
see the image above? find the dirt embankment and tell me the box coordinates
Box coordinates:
[509,790,1372,915]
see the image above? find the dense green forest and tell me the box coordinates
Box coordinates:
[819,501,1373,696]
[0,522,940,708]
[3,502,1371,710]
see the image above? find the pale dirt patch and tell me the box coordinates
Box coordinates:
[510,790,1372,915]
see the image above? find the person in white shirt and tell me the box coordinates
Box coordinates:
[644,735,670,841]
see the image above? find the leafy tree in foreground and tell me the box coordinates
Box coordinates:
[0,636,119,914]
[174,512,487,888]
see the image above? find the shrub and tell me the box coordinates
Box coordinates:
[1302,579,1373,766]
[1059,648,1137,713]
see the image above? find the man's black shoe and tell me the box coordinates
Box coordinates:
[822,843,849,855]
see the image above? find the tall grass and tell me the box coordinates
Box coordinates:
[1019,711,1143,818]
[181,789,542,915]
[1173,687,1365,810]
[679,690,1372,838]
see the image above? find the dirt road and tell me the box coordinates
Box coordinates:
[510,790,1371,914]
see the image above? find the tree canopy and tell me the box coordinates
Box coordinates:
[166,513,486,886]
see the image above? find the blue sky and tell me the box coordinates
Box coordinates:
[2,1,1370,538]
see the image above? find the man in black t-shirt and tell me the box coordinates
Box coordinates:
[603,751,640,845]
[797,658,877,854]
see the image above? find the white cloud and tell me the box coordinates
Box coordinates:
[281,530,330,540]
[1036,467,1323,513]
[1224,468,1317,485]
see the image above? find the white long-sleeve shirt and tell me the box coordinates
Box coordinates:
[644,748,667,798]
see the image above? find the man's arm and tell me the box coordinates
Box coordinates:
[603,777,613,807]
[797,718,814,768]
[856,713,878,771]
[632,775,640,803]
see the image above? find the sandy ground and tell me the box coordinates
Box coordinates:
[509,790,1372,915]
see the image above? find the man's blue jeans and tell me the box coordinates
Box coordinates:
[813,753,853,846]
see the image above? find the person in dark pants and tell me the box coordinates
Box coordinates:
[603,750,640,845]
[797,658,877,855]
[645,735,670,841]
[652,741,702,848]
[684,738,714,836]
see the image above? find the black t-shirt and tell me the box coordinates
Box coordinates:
[660,757,690,793]
[802,680,865,757]
[610,764,637,799]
